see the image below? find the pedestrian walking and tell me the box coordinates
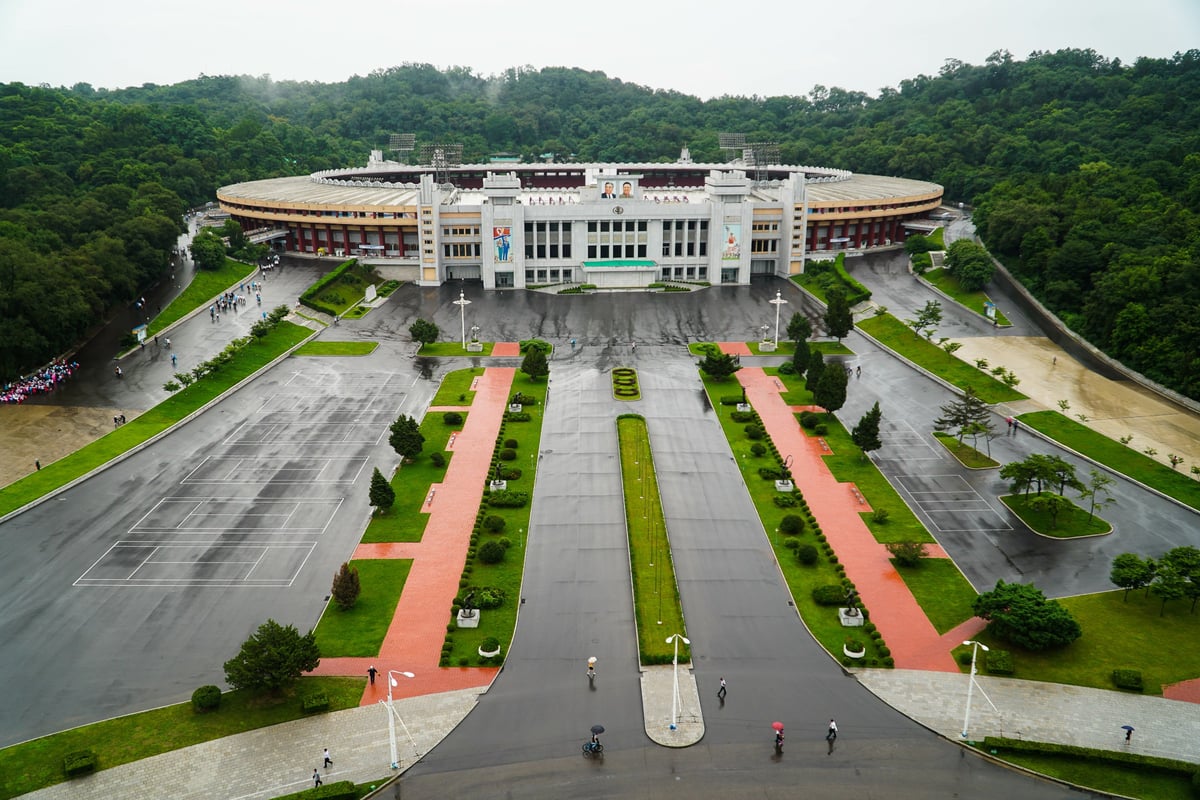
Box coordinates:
[717,677,727,699]
[1012,419,1020,435]
[165,337,171,349]
[35,460,41,471]
[855,365,861,378]
[154,336,159,347]
[323,748,333,768]
[1125,728,1133,743]
[313,768,322,787]
[368,665,378,685]
[171,353,177,366]
[1006,416,1013,434]
[826,719,838,740]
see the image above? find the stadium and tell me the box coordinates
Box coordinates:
[217,148,943,289]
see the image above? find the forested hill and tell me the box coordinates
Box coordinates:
[1,49,1198,397]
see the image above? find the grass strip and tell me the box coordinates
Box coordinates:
[857,313,1024,404]
[440,373,546,666]
[618,415,689,663]
[430,367,483,406]
[147,258,258,337]
[922,268,1011,325]
[360,415,457,544]
[995,750,1193,800]
[1017,410,1200,512]
[418,342,496,357]
[0,677,364,800]
[932,432,1000,469]
[890,558,978,634]
[313,559,412,657]
[999,494,1112,538]
[294,341,379,356]
[0,321,312,517]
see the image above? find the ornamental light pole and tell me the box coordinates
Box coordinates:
[769,290,788,348]
[665,633,690,730]
[384,670,417,769]
[960,640,992,740]
[453,290,471,348]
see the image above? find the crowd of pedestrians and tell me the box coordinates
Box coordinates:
[1,361,80,404]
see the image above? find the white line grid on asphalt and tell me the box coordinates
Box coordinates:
[181,455,371,484]
[223,420,388,445]
[893,474,1013,532]
[128,497,344,533]
[74,540,317,587]
[877,419,944,461]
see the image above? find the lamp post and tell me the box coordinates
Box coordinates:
[665,633,690,730]
[453,290,471,348]
[961,640,989,739]
[385,670,417,769]
[769,290,788,348]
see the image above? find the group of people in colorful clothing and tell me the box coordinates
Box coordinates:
[1,360,79,404]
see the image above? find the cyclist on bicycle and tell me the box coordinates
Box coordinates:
[587,662,596,681]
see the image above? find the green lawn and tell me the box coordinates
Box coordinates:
[892,558,978,634]
[618,415,689,663]
[1000,494,1112,538]
[430,367,483,406]
[0,321,313,516]
[957,590,1200,693]
[146,258,259,337]
[418,342,496,357]
[991,750,1194,800]
[0,677,364,800]
[1018,410,1200,512]
[923,268,1011,325]
[932,432,1000,469]
[313,560,411,657]
[294,341,379,356]
[360,415,457,544]
[440,373,546,667]
[857,313,1025,404]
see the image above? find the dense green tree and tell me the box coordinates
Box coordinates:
[851,401,882,461]
[933,387,989,444]
[408,318,439,345]
[190,229,226,271]
[520,348,549,381]
[813,360,848,416]
[906,300,943,339]
[823,288,853,341]
[972,580,1082,651]
[805,352,825,393]
[331,562,361,611]
[945,240,994,291]
[1109,553,1155,601]
[223,619,320,693]
[388,414,424,461]
[786,312,812,343]
[369,467,395,512]
[699,351,741,381]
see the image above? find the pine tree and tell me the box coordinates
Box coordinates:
[223,620,320,693]
[813,362,848,417]
[331,562,361,611]
[521,348,549,381]
[851,401,883,461]
[823,288,853,341]
[933,387,989,444]
[806,352,825,393]
[369,466,395,512]
[700,350,742,381]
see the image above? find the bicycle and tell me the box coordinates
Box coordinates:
[582,741,604,758]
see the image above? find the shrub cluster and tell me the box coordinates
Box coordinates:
[191,684,222,712]
[612,367,640,398]
[1112,668,1144,691]
[986,649,1014,675]
[63,750,97,778]
[443,411,463,425]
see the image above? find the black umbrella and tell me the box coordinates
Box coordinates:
[1121,725,1135,731]
[591,724,605,735]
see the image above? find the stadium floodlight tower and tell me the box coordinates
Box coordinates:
[419,142,464,188]
[744,141,781,183]
[388,133,416,164]
[718,132,747,163]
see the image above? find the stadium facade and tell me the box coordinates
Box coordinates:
[217,151,943,289]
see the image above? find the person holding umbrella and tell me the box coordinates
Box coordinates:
[772,721,785,752]
[584,724,605,756]
[1122,725,1134,743]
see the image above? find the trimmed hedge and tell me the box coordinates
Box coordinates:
[1112,668,1144,691]
[299,258,358,316]
[812,585,847,606]
[981,736,1200,782]
[985,649,1014,675]
[486,490,528,507]
[63,750,97,778]
[300,693,330,713]
[191,684,222,712]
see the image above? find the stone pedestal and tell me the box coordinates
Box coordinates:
[759,341,777,352]
[489,480,508,492]
[736,403,752,413]
[839,608,865,627]
[774,480,794,492]
[467,342,483,352]
[509,404,523,413]
[456,610,480,629]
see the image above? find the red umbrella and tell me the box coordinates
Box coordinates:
[771,721,785,732]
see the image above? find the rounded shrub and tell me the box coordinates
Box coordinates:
[483,515,506,532]
[431,452,446,468]
[443,411,463,425]
[499,448,517,461]
[779,514,805,535]
[478,540,507,564]
[750,442,767,457]
[782,536,800,551]
[744,424,765,440]
[814,424,829,436]
[796,544,819,565]
[504,438,519,449]
[191,685,222,713]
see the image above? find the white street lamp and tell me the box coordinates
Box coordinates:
[769,290,788,348]
[453,290,471,348]
[384,670,417,769]
[665,633,690,730]
[961,640,989,739]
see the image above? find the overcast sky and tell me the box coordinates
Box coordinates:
[2,0,1198,100]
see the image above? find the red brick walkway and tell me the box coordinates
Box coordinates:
[312,367,516,701]
[1162,677,1200,704]
[738,367,960,672]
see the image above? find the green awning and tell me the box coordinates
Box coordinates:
[581,260,657,268]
